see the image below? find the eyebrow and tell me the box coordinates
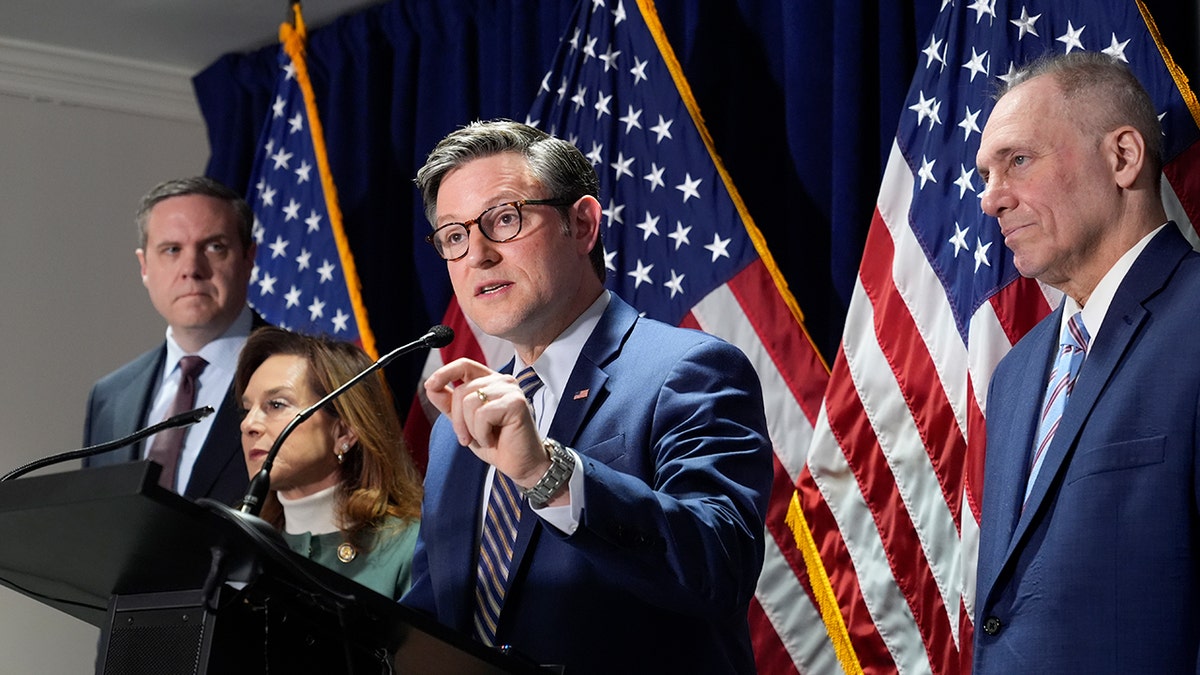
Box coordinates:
[975,144,1013,175]
[243,385,297,404]
[154,233,232,248]
[439,196,524,223]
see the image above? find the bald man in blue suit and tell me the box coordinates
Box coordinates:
[973,52,1200,671]
[401,121,772,674]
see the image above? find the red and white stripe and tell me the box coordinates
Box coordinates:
[687,260,831,675]
[792,122,1200,673]
[400,147,1200,675]
[404,256,834,674]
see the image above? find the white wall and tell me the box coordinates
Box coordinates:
[0,41,208,673]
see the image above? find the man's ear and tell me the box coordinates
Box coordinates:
[1109,125,1146,190]
[136,248,149,286]
[571,196,602,255]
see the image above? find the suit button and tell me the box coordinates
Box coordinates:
[982,616,1002,635]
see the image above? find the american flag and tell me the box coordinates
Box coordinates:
[792,1,1200,673]
[245,5,377,357]
[405,0,833,670]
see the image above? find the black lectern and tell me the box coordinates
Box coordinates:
[0,461,545,674]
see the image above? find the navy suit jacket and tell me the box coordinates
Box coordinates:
[82,330,254,506]
[401,295,773,674]
[975,225,1200,673]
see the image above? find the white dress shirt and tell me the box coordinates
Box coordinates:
[480,291,611,535]
[1059,223,1166,352]
[144,307,253,492]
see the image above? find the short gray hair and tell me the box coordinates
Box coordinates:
[415,120,605,281]
[999,51,1162,178]
[136,176,254,251]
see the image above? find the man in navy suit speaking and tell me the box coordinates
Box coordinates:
[401,120,773,674]
[974,52,1200,671]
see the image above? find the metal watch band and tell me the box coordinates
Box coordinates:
[521,438,574,508]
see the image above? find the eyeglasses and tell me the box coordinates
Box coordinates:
[425,198,577,261]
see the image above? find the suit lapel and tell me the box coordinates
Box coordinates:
[182,383,243,500]
[974,312,1059,610]
[993,315,1059,545]
[119,347,167,461]
[546,296,634,448]
[1005,225,1188,560]
[178,312,265,499]
[503,297,634,606]
[446,452,490,631]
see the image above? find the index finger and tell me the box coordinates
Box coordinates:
[424,357,497,394]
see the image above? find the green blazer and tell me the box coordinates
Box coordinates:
[283,516,420,600]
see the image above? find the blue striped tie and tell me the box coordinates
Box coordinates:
[1025,312,1088,505]
[473,366,543,644]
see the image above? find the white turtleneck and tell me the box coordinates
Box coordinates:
[277,484,341,535]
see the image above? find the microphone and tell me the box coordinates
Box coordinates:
[0,406,215,482]
[236,324,453,515]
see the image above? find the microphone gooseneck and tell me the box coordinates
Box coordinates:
[0,406,215,482]
[237,325,454,515]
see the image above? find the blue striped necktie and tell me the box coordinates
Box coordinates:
[473,366,544,645]
[1025,312,1088,505]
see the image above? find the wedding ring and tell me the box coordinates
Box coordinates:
[477,389,488,403]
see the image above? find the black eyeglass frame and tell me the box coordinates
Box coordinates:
[424,197,578,261]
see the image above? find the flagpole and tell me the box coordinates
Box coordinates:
[279,2,380,360]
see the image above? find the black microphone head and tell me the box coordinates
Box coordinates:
[165,405,215,426]
[423,324,454,349]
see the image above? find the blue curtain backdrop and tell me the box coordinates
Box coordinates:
[194,0,1195,395]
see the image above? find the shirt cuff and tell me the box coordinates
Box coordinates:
[531,448,584,534]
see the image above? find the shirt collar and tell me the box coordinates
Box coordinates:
[1061,224,1165,346]
[163,306,253,378]
[514,290,610,399]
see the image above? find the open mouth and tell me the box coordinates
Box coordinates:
[477,282,511,296]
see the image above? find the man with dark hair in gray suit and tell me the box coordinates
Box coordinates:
[83,176,260,505]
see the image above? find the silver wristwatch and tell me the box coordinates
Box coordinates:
[521,438,574,508]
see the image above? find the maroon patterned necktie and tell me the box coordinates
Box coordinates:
[147,355,208,490]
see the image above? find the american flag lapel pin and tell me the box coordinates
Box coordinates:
[573,388,589,400]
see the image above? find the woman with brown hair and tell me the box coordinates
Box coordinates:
[236,327,422,600]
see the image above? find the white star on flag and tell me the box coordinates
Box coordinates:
[794,1,1200,672]
[244,6,375,353]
